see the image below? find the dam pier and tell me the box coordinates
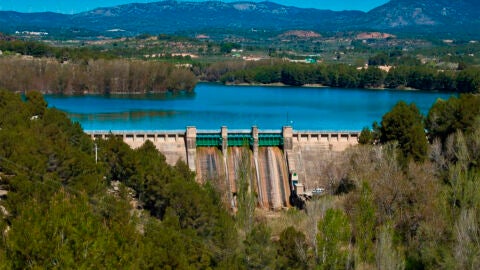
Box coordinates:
[88,127,359,210]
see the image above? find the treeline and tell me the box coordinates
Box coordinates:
[0,39,116,61]
[213,61,480,92]
[0,57,197,94]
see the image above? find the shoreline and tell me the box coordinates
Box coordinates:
[32,82,454,96]
[221,82,439,92]
[224,82,328,88]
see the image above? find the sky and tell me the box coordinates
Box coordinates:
[0,0,390,14]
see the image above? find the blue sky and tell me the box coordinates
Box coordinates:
[0,0,389,14]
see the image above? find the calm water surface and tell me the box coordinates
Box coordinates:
[45,83,455,131]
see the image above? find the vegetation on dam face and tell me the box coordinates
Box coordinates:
[1,87,480,268]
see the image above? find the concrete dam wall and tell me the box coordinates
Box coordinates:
[88,127,359,210]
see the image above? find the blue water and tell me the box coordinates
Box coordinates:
[44,83,455,131]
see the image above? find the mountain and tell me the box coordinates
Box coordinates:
[0,0,478,38]
[359,0,480,34]
[0,11,69,33]
[69,1,361,33]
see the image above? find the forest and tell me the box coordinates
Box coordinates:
[215,61,480,93]
[0,58,197,94]
[1,86,480,269]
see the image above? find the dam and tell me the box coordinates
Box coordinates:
[87,127,359,210]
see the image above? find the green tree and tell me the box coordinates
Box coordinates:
[368,52,389,66]
[384,67,408,89]
[241,223,276,269]
[456,68,480,93]
[426,95,480,142]
[354,182,376,264]
[317,209,352,270]
[380,101,428,163]
[277,226,310,269]
[376,223,405,270]
[25,90,47,117]
[5,191,143,269]
[359,127,374,145]
[361,67,385,88]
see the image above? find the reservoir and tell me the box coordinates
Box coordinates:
[45,83,455,131]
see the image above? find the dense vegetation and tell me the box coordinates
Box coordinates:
[2,35,480,95]
[0,39,116,61]
[1,87,480,269]
[342,94,480,269]
[216,61,480,92]
[0,90,235,268]
[0,58,197,94]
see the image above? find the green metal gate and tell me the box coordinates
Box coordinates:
[258,133,283,147]
[196,134,222,147]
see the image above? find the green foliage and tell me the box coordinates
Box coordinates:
[368,52,389,66]
[99,137,238,267]
[100,135,138,183]
[426,94,480,142]
[235,147,256,235]
[0,58,197,94]
[384,66,409,89]
[456,68,480,93]
[5,191,144,269]
[360,67,386,88]
[220,42,241,54]
[277,226,310,269]
[25,91,47,117]
[216,60,480,92]
[380,101,428,163]
[0,89,238,268]
[375,223,405,270]
[354,182,376,264]
[359,127,374,145]
[241,223,276,269]
[317,209,352,270]
[0,39,116,61]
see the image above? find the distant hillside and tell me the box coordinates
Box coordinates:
[68,1,361,33]
[0,0,479,38]
[358,0,480,35]
[0,11,69,32]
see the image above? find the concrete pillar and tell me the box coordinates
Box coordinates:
[221,126,228,155]
[252,126,259,158]
[186,126,197,172]
[283,126,293,151]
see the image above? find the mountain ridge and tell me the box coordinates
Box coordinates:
[0,0,478,38]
